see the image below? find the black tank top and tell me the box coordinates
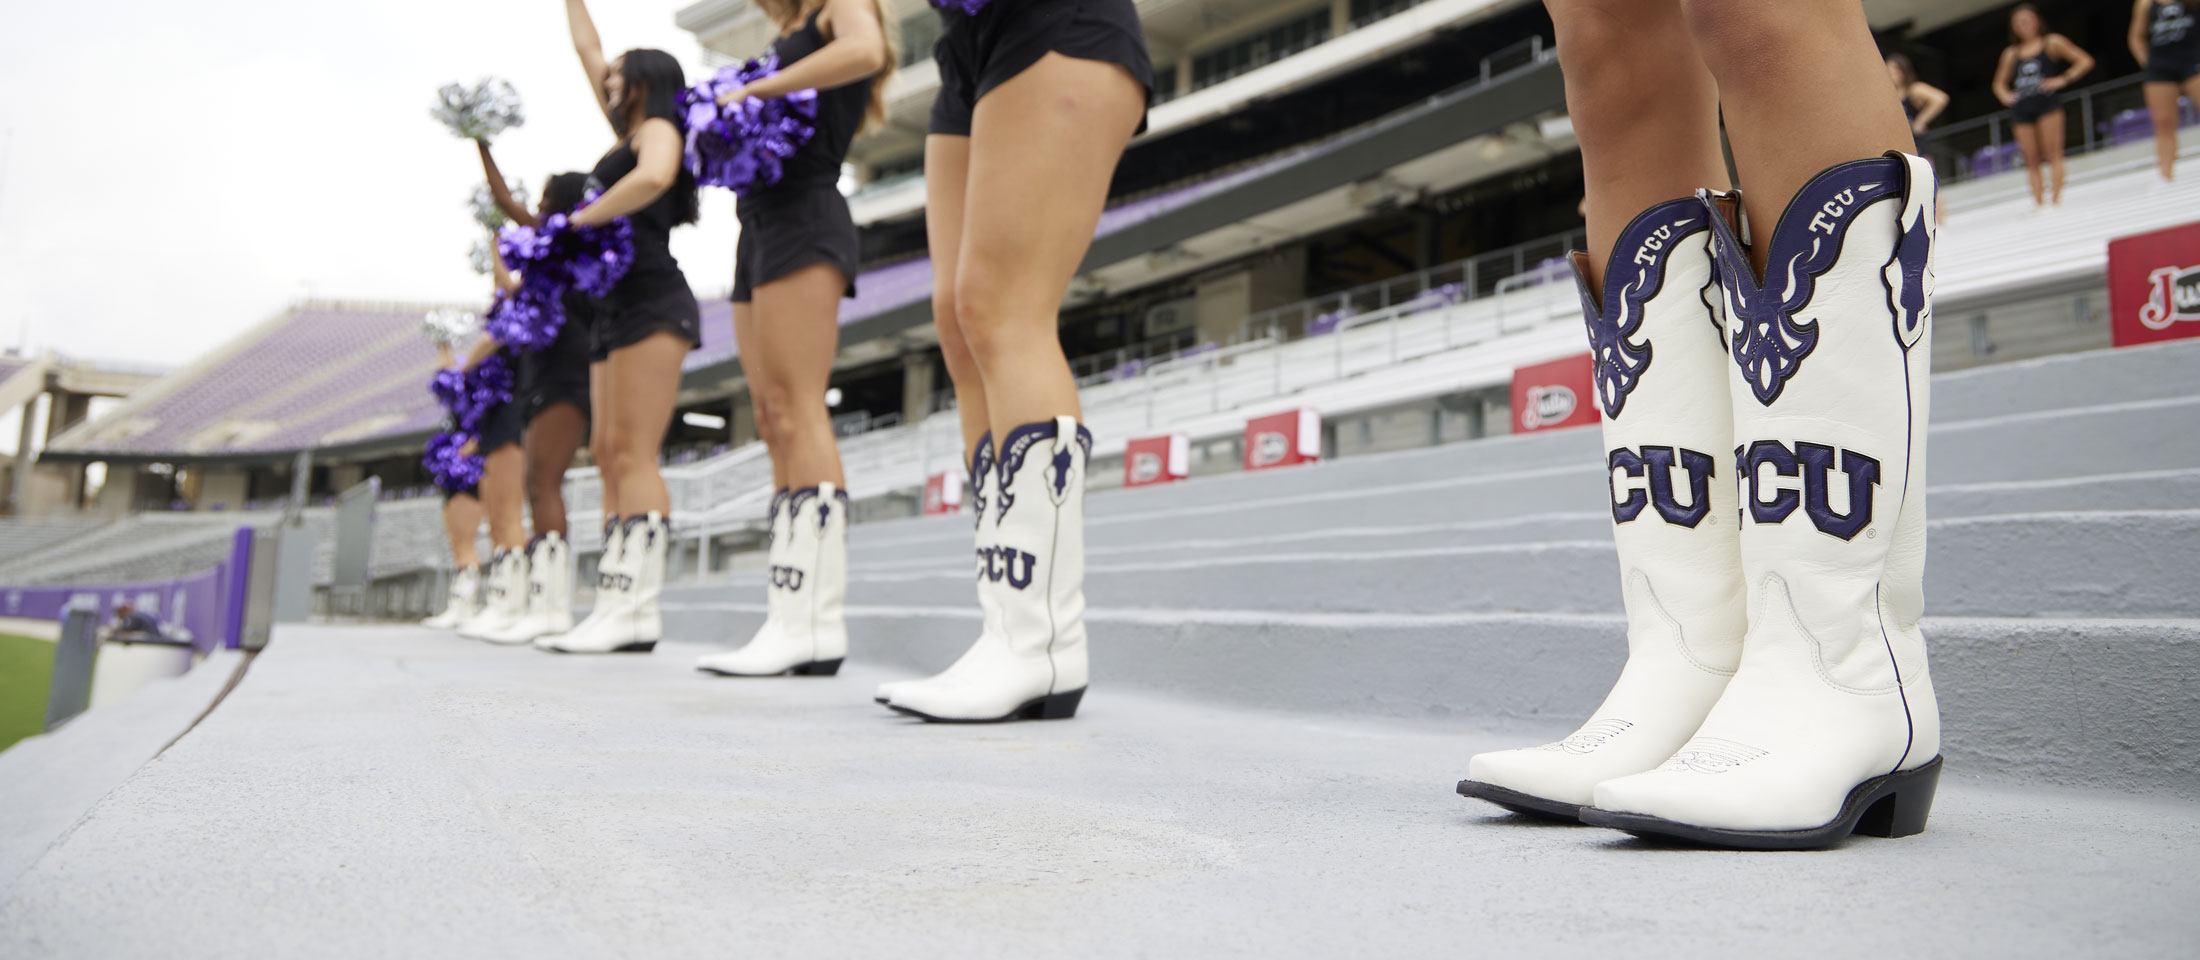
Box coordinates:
[2011,46,2063,99]
[589,141,689,307]
[764,10,873,191]
[2153,1,2199,56]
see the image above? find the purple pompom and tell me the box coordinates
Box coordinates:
[423,430,485,492]
[459,354,515,433]
[491,207,634,350]
[930,0,991,13]
[678,56,821,196]
[430,367,468,411]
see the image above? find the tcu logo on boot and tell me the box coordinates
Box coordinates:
[1608,445,1716,527]
[976,545,1036,590]
[770,565,806,592]
[1737,440,1882,540]
[1714,174,1899,405]
[1580,205,1706,418]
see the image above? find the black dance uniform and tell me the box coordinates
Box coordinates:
[927,0,1154,138]
[732,9,868,304]
[2147,0,2200,84]
[518,292,594,421]
[478,348,528,455]
[2008,46,2067,125]
[587,143,701,362]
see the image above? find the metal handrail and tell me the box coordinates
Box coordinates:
[1919,72,2187,184]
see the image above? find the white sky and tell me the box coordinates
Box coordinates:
[0,0,743,375]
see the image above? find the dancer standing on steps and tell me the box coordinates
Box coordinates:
[695,0,894,680]
[872,0,1150,723]
[472,156,599,647]
[1457,0,1944,849]
[2133,0,2200,183]
[1992,4,2093,208]
[537,0,703,655]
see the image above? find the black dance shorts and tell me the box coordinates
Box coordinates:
[590,282,702,363]
[732,183,860,303]
[929,0,1154,138]
[521,296,594,422]
[478,393,527,456]
[2146,52,2200,85]
[2011,92,2063,125]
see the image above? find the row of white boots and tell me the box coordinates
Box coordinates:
[422,513,673,654]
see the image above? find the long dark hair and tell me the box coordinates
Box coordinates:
[542,172,592,217]
[1887,53,1918,88]
[614,48,701,226]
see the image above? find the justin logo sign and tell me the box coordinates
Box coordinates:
[2109,221,2200,347]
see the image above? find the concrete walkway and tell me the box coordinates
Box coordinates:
[3,626,2194,958]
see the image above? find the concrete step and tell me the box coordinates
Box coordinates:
[659,601,2200,802]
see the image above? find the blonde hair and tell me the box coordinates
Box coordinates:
[758,0,897,132]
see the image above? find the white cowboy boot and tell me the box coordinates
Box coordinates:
[697,485,848,676]
[698,491,788,671]
[459,548,529,639]
[886,418,1089,723]
[1459,198,1745,820]
[421,565,480,629]
[541,512,666,654]
[538,516,624,651]
[480,532,572,645]
[1585,153,1942,849]
[876,435,1000,705]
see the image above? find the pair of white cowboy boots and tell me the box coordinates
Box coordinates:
[535,513,671,654]
[1460,153,1942,849]
[421,565,480,629]
[458,534,576,645]
[878,416,1092,723]
[695,485,851,677]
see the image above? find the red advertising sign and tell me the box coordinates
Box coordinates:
[1511,353,1598,433]
[1125,433,1190,487]
[2108,220,2200,347]
[1244,409,1320,471]
[921,471,963,515]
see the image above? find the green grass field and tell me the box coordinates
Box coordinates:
[1,632,57,753]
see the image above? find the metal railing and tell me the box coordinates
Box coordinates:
[1235,226,1583,346]
[1920,72,2196,185]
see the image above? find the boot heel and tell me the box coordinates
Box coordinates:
[1854,756,1942,839]
[792,658,843,676]
[1022,687,1085,720]
[611,640,657,654]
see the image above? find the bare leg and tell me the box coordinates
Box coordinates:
[443,493,482,569]
[2013,123,2046,206]
[523,402,585,537]
[589,361,619,520]
[481,443,527,549]
[1680,0,1922,262]
[732,300,790,489]
[2039,109,2067,204]
[957,53,1145,440]
[2147,82,2183,181]
[748,264,849,489]
[923,134,989,461]
[604,332,690,517]
[1547,0,1728,287]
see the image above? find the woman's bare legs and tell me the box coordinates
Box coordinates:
[1547,0,1729,287]
[955,53,1145,440]
[589,361,620,521]
[523,403,586,537]
[1680,0,1924,256]
[2037,109,2068,203]
[2146,82,2185,181]
[922,134,988,461]
[743,265,848,489]
[603,332,689,517]
[732,303,790,490]
[481,444,527,550]
[443,492,482,569]
[2013,122,2047,206]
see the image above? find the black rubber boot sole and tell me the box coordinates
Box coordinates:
[546,640,656,654]
[888,687,1085,723]
[1456,780,1586,822]
[696,658,843,677]
[1579,755,1943,850]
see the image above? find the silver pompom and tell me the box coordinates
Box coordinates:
[430,78,526,142]
[468,181,531,232]
[422,309,481,346]
[468,240,496,276]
